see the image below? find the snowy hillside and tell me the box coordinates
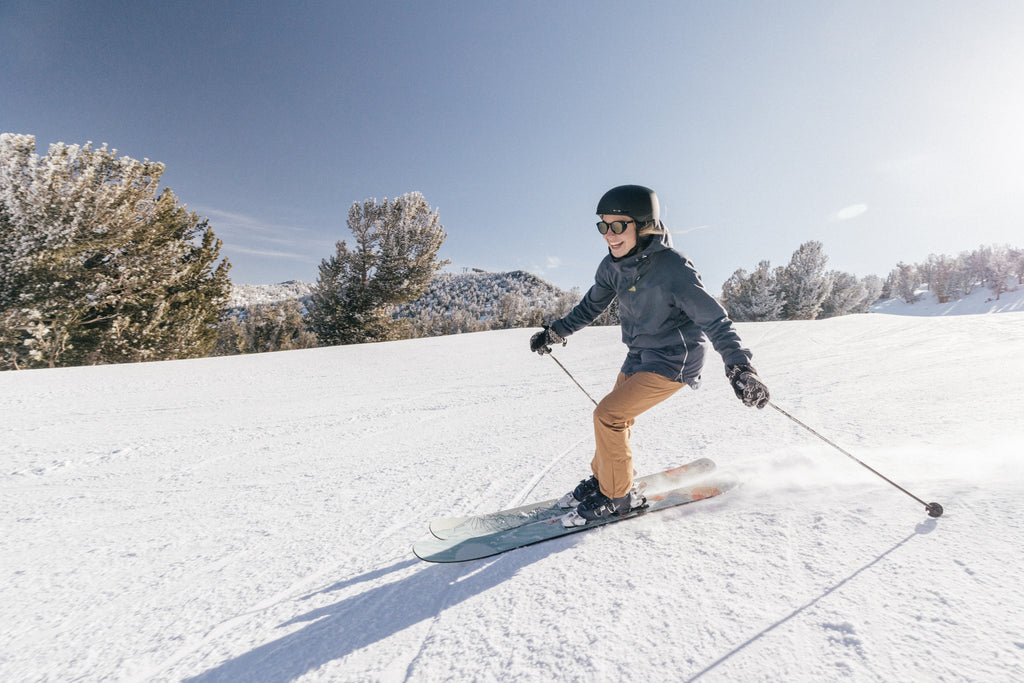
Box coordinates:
[227,270,573,321]
[871,280,1024,316]
[226,280,314,310]
[3,313,1023,681]
[392,270,571,320]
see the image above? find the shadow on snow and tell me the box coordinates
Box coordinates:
[183,537,575,682]
[684,517,942,681]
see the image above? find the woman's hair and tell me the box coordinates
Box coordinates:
[638,219,667,237]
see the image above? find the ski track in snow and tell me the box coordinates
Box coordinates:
[2,314,1024,681]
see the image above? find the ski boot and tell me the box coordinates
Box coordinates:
[557,475,601,509]
[562,482,648,528]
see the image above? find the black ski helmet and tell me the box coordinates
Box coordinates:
[596,185,660,224]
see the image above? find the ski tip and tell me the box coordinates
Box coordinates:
[428,516,470,540]
[663,458,716,477]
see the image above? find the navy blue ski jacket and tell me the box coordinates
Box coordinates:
[549,231,752,387]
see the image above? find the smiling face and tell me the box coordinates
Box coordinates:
[599,213,638,258]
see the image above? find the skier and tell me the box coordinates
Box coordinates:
[530,184,770,527]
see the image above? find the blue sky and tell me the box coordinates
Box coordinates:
[2,0,1023,293]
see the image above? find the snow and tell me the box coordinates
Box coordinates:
[3,312,1023,681]
[226,280,313,310]
[871,279,1024,316]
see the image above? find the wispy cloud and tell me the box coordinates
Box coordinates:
[197,206,333,263]
[197,206,314,237]
[223,245,318,261]
[829,204,869,222]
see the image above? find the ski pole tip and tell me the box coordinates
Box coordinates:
[925,502,944,518]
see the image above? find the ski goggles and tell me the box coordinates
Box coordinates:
[596,220,634,235]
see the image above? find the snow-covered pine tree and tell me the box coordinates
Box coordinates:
[945,257,972,299]
[308,238,386,345]
[986,247,1015,300]
[214,300,317,355]
[374,193,448,303]
[886,262,919,303]
[551,287,592,324]
[720,260,784,322]
[925,253,978,303]
[719,270,747,319]
[493,293,527,329]
[888,262,921,303]
[818,271,867,318]
[856,274,884,312]
[923,254,950,303]
[1008,247,1024,285]
[0,134,230,369]
[308,192,448,345]
[777,241,833,320]
[965,246,995,290]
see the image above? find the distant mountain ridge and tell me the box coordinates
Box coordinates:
[227,280,314,310]
[228,270,576,322]
[393,270,572,320]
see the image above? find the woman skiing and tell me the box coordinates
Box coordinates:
[530,184,769,527]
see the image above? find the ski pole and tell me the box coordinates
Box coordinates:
[546,353,599,407]
[769,401,944,518]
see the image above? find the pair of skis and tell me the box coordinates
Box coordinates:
[414,458,736,563]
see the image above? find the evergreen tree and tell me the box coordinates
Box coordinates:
[964,246,994,290]
[880,245,1024,305]
[549,287,582,322]
[946,256,972,299]
[879,272,893,301]
[986,248,1015,300]
[720,260,784,321]
[494,293,526,329]
[856,275,884,312]
[0,134,230,369]
[1008,247,1024,285]
[777,241,833,320]
[886,262,920,303]
[309,192,448,345]
[819,271,866,318]
[923,254,958,303]
[1005,247,1023,285]
[213,301,318,355]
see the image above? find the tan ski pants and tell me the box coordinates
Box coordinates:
[591,371,685,498]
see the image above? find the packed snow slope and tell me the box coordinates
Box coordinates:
[3,313,1023,682]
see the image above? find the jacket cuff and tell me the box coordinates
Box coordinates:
[548,320,571,340]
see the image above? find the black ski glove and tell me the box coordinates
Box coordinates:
[529,325,565,355]
[726,364,770,409]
